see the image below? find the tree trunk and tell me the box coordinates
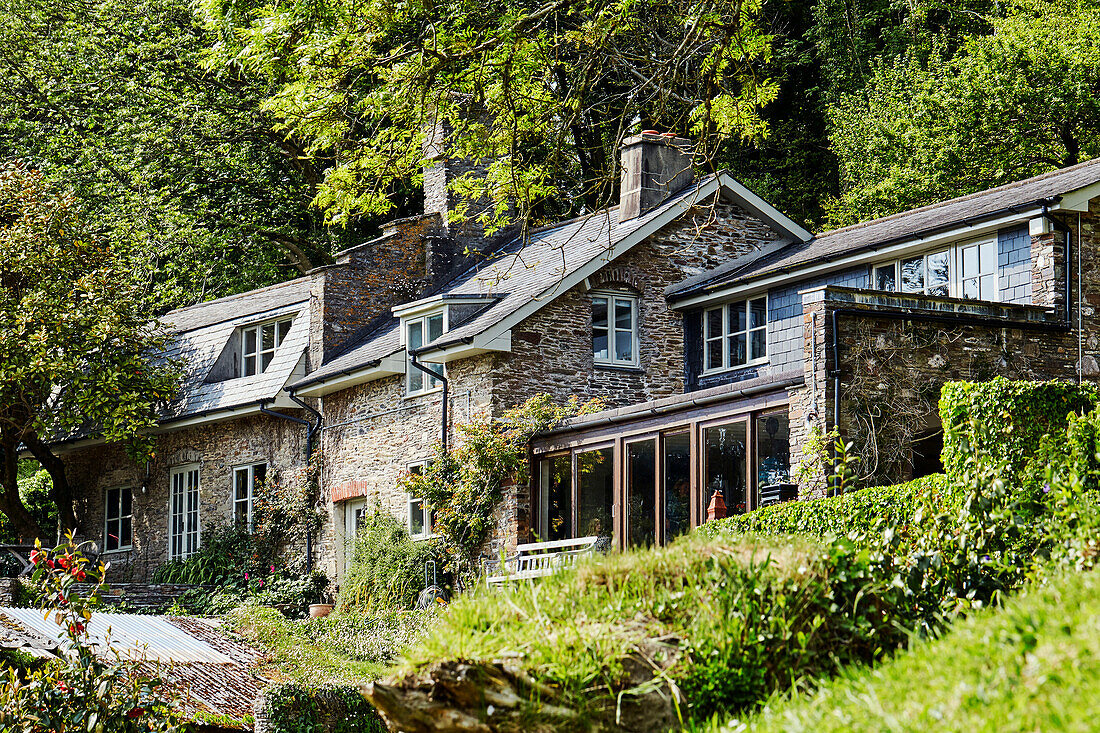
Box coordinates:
[22,432,77,536]
[0,437,48,541]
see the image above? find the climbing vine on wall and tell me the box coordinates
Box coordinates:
[400,394,603,568]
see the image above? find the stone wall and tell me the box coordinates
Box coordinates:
[60,411,308,581]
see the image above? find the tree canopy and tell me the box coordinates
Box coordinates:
[826,0,1100,226]
[0,162,178,539]
[198,0,778,231]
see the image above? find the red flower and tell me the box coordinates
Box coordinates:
[126,707,145,719]
[57,556,71,570]
[75,570,86,582]
[29,550,43,565]
[46,559,55,569]
[56,682,71,693]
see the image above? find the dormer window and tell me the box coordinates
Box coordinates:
[406,312,444,395]
[242,318,292,376]
[704,296,767,372]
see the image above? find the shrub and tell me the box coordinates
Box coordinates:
[699,474,952,543]
[261,683,386,733]
[940,378,1099,488]
[339,511,446,613]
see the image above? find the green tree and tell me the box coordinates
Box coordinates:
[827,0,1100,226]
[0,162,179,540]
[0,0,383,309]
[198,0,778,230]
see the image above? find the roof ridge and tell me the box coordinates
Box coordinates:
[816,157,1100,240]
[166,276,311,317]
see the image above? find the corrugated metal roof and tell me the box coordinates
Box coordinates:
[0,608,275,727]
[0,607,232,663]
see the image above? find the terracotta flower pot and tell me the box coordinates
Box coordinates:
[308,603,334,619]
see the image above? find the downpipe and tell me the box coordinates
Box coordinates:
[410,355,450,453]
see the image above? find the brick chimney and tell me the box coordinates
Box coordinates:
[619,132,694,222]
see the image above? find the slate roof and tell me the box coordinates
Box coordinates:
[295,176,719,387]
[668,157,1100,299]
[158,278,311,421]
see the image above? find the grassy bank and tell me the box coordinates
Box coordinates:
[724,568,1100,732]
[376,533,906,730]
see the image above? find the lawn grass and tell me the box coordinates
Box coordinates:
[721,568,1100,732]
[228,605,433,685]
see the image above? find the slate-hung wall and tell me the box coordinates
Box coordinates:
[64,413,308,581]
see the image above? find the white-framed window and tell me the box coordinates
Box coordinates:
[704,296,767,372]
[958,238,998,300]
[233,463,267,531]
[592,292,639,367]
[406,463,434,539]
[406,312,445,395]
[169,464,201,561]
[104,487,133,552]
[242,318,293,377]
[872,237,998,301]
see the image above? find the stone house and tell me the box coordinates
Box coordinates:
[48,132,1100,580]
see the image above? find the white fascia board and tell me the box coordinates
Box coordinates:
[716,172,813,242]
[155,404,266,432]
[1052,182,1100,212]
[671,207,1042,309]
[474,177,723,346]
[421,331,513,364]
[291,351,405,398]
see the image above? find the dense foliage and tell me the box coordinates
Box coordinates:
[939,378,1099,489]
[261,683,386,733]
[700,474,951,542]
[339,511,447,614]
[0,163,179,539]
[401,394,603,565]
[0,537,186,731]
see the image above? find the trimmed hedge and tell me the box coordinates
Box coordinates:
[698,474,952,541]
[940,378,1100,487]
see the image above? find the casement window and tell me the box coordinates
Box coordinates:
[704,296,767,372]
[872,238,998,301]
[406,463,433,539]
[592,292,638,367]
[233,463,267,531]
[406,312,445,395]
[242,318,293,377]
[104,487,133,552]
[168,464,200,561]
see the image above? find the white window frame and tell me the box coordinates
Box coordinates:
[404,311,446,396]
[241,318,293,377]
[702,295,768,374]
[406,462,434,539]
[103,486,133,552]
[232,462,267,532]
[592,291,640,368]
[168,463,201,561]
[871,236,999,301]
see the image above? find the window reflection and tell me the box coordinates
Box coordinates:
[756,412,792,507]
[663,433,691,541]
[627,440,656,547]
[704,422,747,517]
[578,447,614,541]
[538,455,572,541]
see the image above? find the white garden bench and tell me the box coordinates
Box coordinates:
[485,536,600,584]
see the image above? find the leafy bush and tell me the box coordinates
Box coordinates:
[262,683,386,733]
[0,535,187,731]
[339,511,446,613]
[401,393,603,565]
[699,474,952,543]
[940,378,1099,488]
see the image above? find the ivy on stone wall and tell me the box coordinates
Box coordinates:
[400,394,603,568]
